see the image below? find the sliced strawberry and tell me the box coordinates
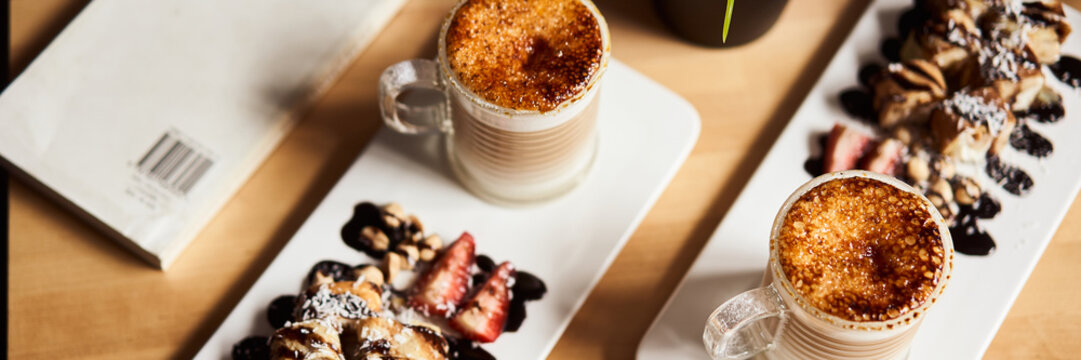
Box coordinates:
[823,123,873,173]
[451,262,515,343]
[859,138,904,175]
[409,232,475,317]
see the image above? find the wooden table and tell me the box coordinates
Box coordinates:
[9,0,1081,358]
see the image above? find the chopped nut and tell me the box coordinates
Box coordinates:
[390,251,411,271]
[931,178,953,203]
[906,157,930,182]
[939,207,953,221]
[933,198,959,221]
[384,252,406,282]
[954,177,980,205]
[421,234,443,250]
[934,158,955,179]
[383,203,406,219]
[407,214,424,233]
[419,248,436,262]
[945,202,958,222]
[362,226,390,251]
[411,231,424,243]
[927,193,946,208]
[927,193,952,220]
[894,127,913,145]
[398,244,419,265]
[383,265,399,284]
[353,265,385,287]
[383,214,401,228]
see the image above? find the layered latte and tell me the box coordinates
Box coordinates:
[441,0,608,202]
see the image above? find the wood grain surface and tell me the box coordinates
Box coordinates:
[8,0,1081,359]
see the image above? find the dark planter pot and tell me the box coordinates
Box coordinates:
[655,0,789,47]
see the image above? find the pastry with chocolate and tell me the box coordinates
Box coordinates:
[930,87,1016,161]
[870,60,949,127]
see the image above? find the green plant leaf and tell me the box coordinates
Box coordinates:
[723,0,734,43]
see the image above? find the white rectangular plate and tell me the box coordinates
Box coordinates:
[638,1,1081,359]
[196,60,700,359]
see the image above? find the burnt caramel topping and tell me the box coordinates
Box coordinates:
[445,0,604,112]
[777,177,946,322]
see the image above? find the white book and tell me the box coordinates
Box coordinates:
[0,0,406,269]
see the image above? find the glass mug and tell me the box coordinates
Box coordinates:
[703,171,955,360]
[378,0,611,205]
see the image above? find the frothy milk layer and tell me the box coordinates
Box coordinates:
[776,177,946,322]
[445,0,604,112]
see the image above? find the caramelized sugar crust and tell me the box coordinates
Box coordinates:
[777,177,946,322]
[445,0,604,112]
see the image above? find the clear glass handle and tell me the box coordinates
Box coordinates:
[703,284,788,360]
[378,59,449,135]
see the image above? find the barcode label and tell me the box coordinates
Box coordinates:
[136,132,214,194]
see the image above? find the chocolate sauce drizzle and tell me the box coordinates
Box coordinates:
[803,133,829,177]
[1050,56,1081,88]
[803,158,825,178]
[340,203,393,258]
[305,260,356,287]
[858,64,884,88]
[1009,124,1053,158]
[232,336,270,360]
[475,254,496,273]
[340,202,423,259]
[880,37,903,62]
[1023,100,1065,124]
[949,193,1000,255]
[839,88,876,123]
[986,156,1034,196]
[897,7,929,38]
[950,209,996,256]
[267,295,298,329]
